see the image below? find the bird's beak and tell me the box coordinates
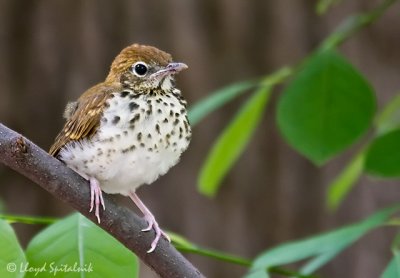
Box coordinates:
[151,62,188,79]
[165,62,188,73]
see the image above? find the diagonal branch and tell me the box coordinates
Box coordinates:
[0,123,203,278]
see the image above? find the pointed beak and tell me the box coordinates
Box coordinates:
[165,62,188,73]
[151,62,188,79]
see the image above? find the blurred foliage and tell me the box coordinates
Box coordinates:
[0,214,57,225]
[198,68,291,196]
[194,0,400,276]
[327,92,400,210]
[327,148,365,210]
[248,205,400,277]
[277,50,375,165]
[196,0,400,208]
[316,0,343,14]
[365,129,400,177]
[381,234,400,278]
[375,94,400,135]
[0,220,26,278]
[188,80,258,127]
[199,85,272,196]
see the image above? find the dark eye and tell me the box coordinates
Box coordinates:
[132,62,148,76]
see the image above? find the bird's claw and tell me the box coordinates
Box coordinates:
[89,177,105,223]
[142,214,170,253]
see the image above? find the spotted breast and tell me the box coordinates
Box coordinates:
[58,88,191,195]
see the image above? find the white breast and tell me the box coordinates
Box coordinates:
[59,90,191,196]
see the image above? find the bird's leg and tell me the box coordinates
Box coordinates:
[129,192,170,253]
[89,177,105,223]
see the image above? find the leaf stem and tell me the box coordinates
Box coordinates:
[176,244,316,277]
[320,0,398,51]
[175,244,252,266]
[0,214,58,225]
[269,266,319,278]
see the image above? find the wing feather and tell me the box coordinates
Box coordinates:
[49,84,116,156]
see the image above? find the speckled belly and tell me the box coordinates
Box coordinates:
[59,90,191,195]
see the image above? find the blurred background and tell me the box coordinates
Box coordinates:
[1,0,400,277]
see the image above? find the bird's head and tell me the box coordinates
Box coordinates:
[106,44,187,92]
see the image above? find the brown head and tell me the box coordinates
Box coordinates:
[106,44,187,91]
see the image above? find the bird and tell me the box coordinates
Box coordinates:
[49,43,191,253]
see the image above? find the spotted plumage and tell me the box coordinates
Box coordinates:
[49,44,190,253]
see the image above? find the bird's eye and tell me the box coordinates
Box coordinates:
[132,62,148,77]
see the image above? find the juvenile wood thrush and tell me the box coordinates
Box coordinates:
[49,44,191,253]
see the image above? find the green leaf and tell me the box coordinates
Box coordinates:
[188,80,257,126]
[250,205,399,275]
[391,234,400,275]
[327,93,400,211]
[327,149,365,211]
[365,128,400,177]
[300,249,341,275]
[198,85,271,197]
[0,220,26,278]
[277,50,376,165]
[197,68,292,197]
[375,93,400,135]
[381,233,400,278]
[381,258,400,278]
[245,270,269,278]
[25,213,138,278]
[316,0,342,15]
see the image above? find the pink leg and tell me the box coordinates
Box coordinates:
[129,192,170,253]
[89,177,105,223]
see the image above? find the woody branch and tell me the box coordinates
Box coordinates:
[0,123,203,278]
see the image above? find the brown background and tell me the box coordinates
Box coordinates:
[1,1,400,277]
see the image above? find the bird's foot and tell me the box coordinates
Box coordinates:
[89,177,105,223]
[129,192,169,253]
[142,213,171,253]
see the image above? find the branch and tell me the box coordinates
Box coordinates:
[0,123,203,278]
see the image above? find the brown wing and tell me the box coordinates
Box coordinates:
[49,83,116,156]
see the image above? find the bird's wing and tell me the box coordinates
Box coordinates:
[49,84,116,156]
